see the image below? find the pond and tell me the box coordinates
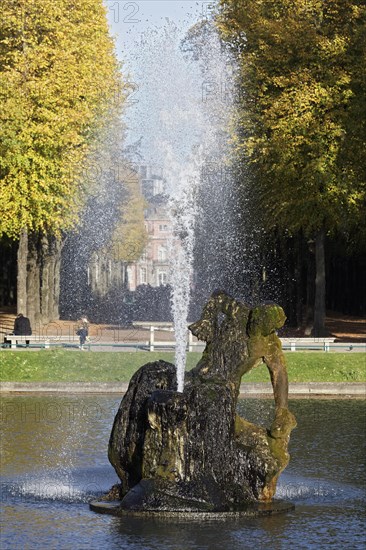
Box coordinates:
[1,396,365,549]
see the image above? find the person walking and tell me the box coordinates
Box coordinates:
[76,317,89,350]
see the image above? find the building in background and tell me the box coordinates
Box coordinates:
[84,165,173,297]
[127,166,172,291]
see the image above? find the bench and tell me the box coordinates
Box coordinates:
[149,334,337,353]
[134,321,174,329]
[3,334,80,349]
[145,328,337,353]
[280,337,336,352]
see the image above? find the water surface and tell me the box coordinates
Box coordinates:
[1,396,365,549]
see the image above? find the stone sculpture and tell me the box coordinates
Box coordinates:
[105,291,296,513]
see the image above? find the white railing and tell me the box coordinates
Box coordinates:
[145,327,346,353]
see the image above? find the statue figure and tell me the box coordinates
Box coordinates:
[106,291,296,513]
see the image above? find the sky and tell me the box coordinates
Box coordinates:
[105,1,219,160]
[106,1,216,56]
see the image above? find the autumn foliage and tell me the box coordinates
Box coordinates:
[217,0,365,237]
[0,0,124,238]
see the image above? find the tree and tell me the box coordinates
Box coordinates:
[217,0,366,334]
[0,0,123,237]
[0,0,125,323]
[59,134,148,320]
[110,173,148,265]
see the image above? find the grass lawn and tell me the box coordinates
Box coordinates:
[0,350,365,383]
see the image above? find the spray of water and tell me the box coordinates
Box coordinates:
[58,21,238,389]
[164,146,203,392]
[125,20,235,391]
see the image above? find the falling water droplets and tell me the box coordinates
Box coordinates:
[124,20,236,390]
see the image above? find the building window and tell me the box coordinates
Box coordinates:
[158,271,167,286]
[153,179,164,195]
[140,165,147,179]
[158,246,167,261]
[140,267,147,284]
[159,224,169,232]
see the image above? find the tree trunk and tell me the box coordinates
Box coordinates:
[40,234,51,322]
[50,236,62,320]
[16,231,62,328]
[313,226,327,336]
[26,232,41,328]
[304,243,315,335]
[17,229,28,315]
[39,233,62,323]
[295,235,303,327]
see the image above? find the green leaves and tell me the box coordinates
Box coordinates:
[218,0,366,239]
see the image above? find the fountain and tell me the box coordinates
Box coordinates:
[121,20,237,393]
[92,23,299,518]
[90,290,296,516]
[2,7,365,550]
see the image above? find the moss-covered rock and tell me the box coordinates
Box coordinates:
[108,291,296,512]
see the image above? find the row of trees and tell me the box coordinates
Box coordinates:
[216,0,366,333]
[0,0,146,324]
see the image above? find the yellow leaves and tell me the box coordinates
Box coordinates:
[110,173,148,263]
[318,34,348,58]
[0,0,125,239]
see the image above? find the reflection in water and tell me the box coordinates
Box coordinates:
[1,396,365,549]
